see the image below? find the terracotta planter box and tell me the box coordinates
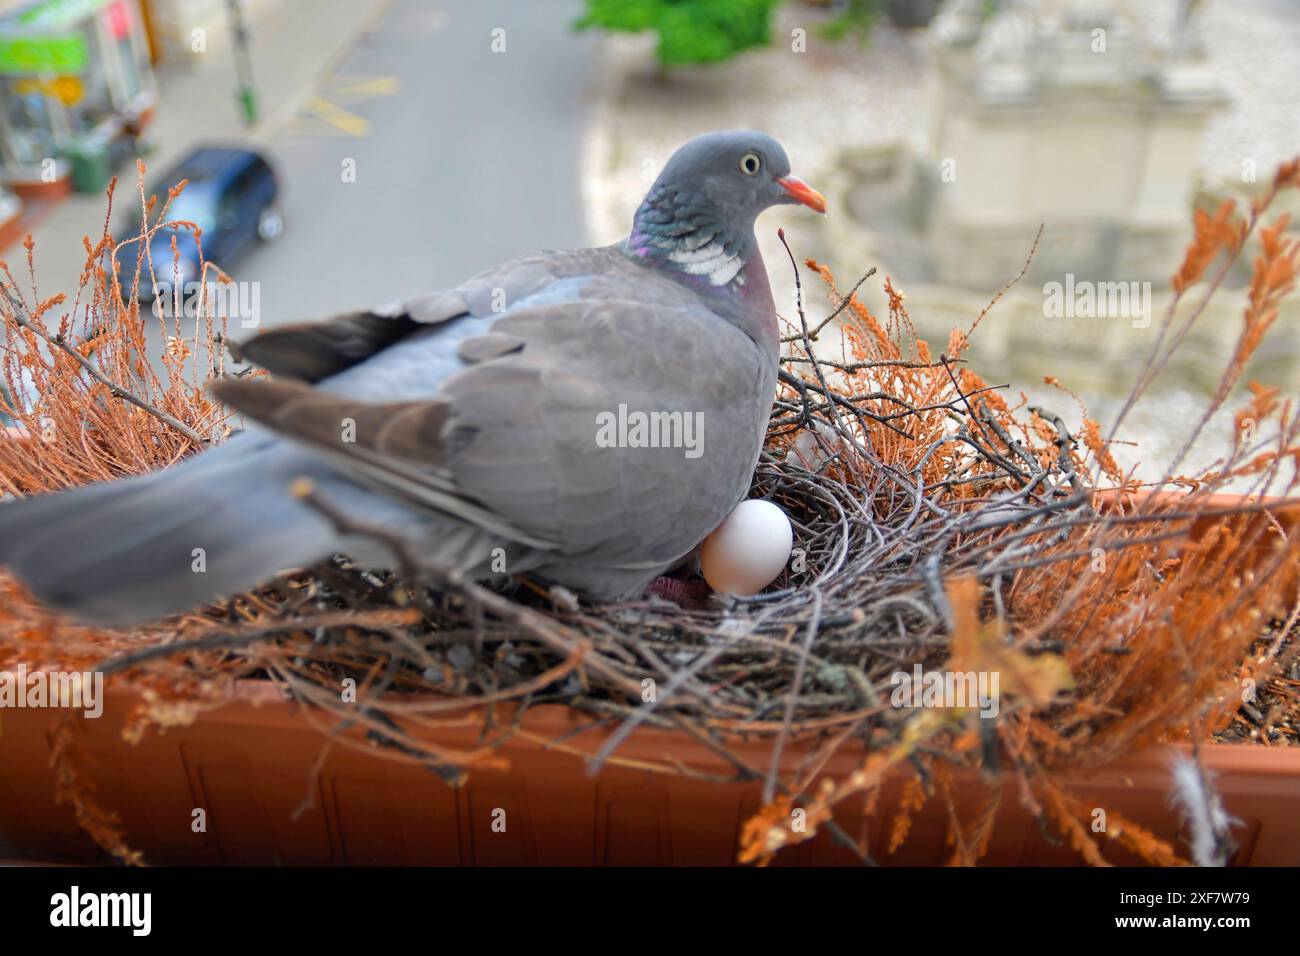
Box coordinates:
[1,494,1297,866]
[0,682,1296,866]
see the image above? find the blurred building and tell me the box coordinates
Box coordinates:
[843,0,1229,289]
[142,0,248,66]
[0,0,156,196]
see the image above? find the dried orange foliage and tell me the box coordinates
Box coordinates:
[0,169,245,864]
[0,167,232,495]
[887,775,927,854]
[745,159,1300,866]
[49,715,145,866]
[1173,200,1245,295]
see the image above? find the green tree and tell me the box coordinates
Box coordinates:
[575,0,784,66]
[819,0,881,44]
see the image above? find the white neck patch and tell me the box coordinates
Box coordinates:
[667,241,745,286]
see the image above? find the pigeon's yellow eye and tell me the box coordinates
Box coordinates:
[739,152,761,175]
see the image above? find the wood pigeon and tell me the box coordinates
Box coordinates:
[0,130,826,624]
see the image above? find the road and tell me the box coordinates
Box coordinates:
[248,0,597,325]
[13,0,597,355]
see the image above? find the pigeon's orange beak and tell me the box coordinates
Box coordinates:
[776,175,827,214]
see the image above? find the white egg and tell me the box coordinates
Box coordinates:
[700,499,794,596]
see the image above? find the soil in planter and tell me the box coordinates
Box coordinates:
[1215,621,1300,746]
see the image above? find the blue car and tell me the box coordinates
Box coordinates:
[116,146,282,300]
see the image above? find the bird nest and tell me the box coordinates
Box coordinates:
[2,165,1300,865]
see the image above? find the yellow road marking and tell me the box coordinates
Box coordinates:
[328,75,401,100]
[302,95,370,137]
[292,75,400,138]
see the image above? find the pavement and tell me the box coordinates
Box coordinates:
[251,0,597,321]
[14,0,598,331]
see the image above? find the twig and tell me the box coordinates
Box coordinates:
[780,266,877,343]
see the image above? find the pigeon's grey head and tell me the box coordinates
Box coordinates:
[628,130,825,290]
[652,130,826,220]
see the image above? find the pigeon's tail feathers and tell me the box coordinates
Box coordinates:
[0,435,345,626]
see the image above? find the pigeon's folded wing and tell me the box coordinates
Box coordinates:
[213,257,770,571]
[209,374,559,549]
[228,252,594,382]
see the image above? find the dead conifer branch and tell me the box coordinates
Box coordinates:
[0,281,207,447]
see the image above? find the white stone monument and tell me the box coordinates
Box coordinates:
[923,0,1228,288]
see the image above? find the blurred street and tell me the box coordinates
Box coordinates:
[14,0,596,330]
[253,0,596,320]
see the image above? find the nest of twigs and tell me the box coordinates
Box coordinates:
[2,162,1300,866]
